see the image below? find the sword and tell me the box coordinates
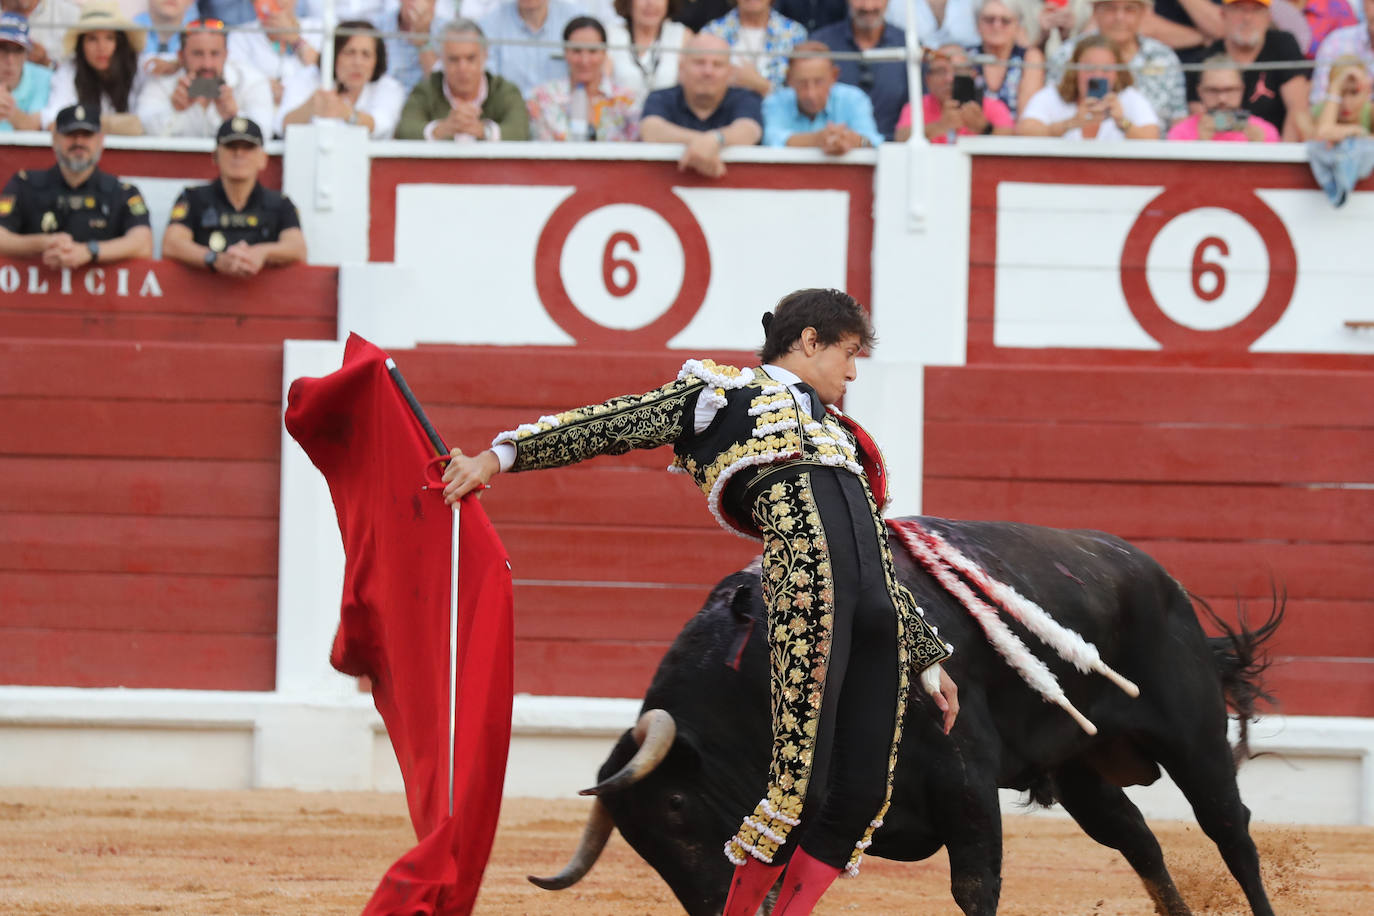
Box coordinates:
[385,357,460,818]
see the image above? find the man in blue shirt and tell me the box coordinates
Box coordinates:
[383,0,441,93]
[134,0,199,62]
[0,13,50,132]
[763,40,882,149]
[641,33,763,177]
[811,0,908,139]
[480,0,579,95]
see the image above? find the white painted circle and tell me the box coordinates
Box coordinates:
[1144,207,1269,331]
[559,204,686,331]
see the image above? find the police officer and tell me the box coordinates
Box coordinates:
[162,116,307,277]
[0,102,153,267]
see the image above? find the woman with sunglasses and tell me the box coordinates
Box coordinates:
[278,19,404,138]
[968,0,1041,120]
[41,0,145,134]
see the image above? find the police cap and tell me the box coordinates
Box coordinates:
[217,116,264,147]
[55,103,102,134]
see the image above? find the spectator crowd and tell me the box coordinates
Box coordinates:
[0,0,1370,173]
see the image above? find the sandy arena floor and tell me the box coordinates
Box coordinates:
[0,788,1371,914]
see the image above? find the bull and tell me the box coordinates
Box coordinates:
[530,517,1282,916]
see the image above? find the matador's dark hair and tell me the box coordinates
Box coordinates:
[757,288,876,363]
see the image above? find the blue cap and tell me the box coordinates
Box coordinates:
[0,11,30,49]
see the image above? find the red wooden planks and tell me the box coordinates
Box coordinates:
[0,339,282,401]
[2,399,283,460]
[482,467,714,529]
[0,571,277,635]
[1196,598,1374,661]
[1258,659,1374,717]
[925,365,1374,427]
[513,582,712,642]
[924,421,1372,485]
[0,312,334,343]
[0,513,278,576]
[513,639,667,699]
[0,628,276,690]
[920,479,1374,544]
[500,524,759,587]
[0,457,278,518]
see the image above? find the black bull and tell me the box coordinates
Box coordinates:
[531,517,1282,916]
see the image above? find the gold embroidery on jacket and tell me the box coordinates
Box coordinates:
[494,376,706,472]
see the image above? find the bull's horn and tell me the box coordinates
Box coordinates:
[579,708,677,796]
[527,797,615,890]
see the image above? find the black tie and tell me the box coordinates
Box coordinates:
[795,382,824,418]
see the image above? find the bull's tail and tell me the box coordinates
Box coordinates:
[1192,589,1285,766]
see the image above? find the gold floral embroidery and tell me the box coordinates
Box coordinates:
[495,376,706,472]
[726,473,834,865]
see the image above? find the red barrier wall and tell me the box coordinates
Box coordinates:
[920,364,1374,717]
[0,262,338,690]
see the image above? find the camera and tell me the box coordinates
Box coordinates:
[1086,77,1110,99]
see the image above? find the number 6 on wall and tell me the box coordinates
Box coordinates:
[602,232,640,297]
[1191,236,1228,302]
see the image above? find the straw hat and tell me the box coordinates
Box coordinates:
[63,0,146,59]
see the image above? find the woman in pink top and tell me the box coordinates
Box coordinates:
[1166,55,1280,142]
[894,43,1014,142]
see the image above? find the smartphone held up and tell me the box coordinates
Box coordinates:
[188,76,226,100]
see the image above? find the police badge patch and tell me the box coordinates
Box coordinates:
[0,196,13,217]
[128,195,148,216]
[232,117,248,133]
[170,200,188,220]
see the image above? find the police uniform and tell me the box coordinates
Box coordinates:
[0,104,151,245]
[166,117,301,259]
[492,358,952,877]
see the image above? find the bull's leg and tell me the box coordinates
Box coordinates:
[1155,738,1275,916]
[1051,759,1190,916]
[933,776,1002,915]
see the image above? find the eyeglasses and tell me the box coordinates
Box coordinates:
[186,18,227,30]
[979,14,1016,24]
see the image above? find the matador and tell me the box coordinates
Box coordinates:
[443,288,957,915]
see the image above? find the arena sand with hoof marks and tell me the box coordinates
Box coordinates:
[1,788,1371,914]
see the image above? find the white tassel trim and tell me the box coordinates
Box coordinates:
[742,817,788,845]
[678,359,755,391]
[758,797,802,827]
[752,419,799,437]
[705,451,798,542]
[748,398,792,416]
[700,388,728,410]
[726,837,776,864]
